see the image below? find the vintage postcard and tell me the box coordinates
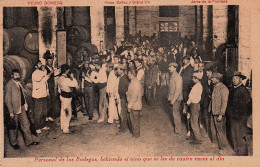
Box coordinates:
[0,0,259,166]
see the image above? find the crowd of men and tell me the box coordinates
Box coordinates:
[4,37,252,156]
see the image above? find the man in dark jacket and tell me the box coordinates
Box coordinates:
[227,71,252,156]
[144,57,159,107]
[116,65,130,134]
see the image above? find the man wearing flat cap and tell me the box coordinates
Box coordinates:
[168,62,183,134]
[186,72,203,144]
[209,72,229,154]
[227,71,252,155]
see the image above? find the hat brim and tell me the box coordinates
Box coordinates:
[234,74,247,80]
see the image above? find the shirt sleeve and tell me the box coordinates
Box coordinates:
[137,70,144,81]
[127,81,140,109]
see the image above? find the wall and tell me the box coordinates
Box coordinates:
[129,6,196,38]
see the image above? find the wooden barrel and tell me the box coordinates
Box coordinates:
[20,50,39,67]
[4,55,33,83]
[67,26,90,46]
[24,30,39,54]
[67,44,78,56]
[74,43,98,62]
[3,27,28,55]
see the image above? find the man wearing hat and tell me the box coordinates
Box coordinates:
[144,56,159,107]
[209,72,229,154]
[227,71,252,155]
[186,72,203,144]
[168,62,183,134]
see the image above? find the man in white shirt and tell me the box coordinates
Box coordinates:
[94,61,108,123]
[186,72,203,145]
[32,61,52,134]
[106,63,120,124]
[57,64,78,133]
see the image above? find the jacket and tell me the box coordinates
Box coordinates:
[127,78,142,110]
[211,82,229,116]
[168,72,183,102]
[144,65,159,87]
[5,79,28,115]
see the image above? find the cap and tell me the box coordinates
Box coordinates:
[183,55,190,60]
[168,62,178,68]
[211,72,223,79]
[192,72,203,80]
[135,58,143,63]
[233,71,247,80]
[106,63,114,68]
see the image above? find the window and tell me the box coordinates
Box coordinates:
[159,21,179,32]
[159,6,179,17]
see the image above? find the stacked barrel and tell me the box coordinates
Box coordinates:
[3,27,39,84]
[66,25,98,67]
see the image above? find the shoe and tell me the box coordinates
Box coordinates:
[107,120,113,124]
[47,117,54,122]
[63,131,71,134]
[89,117,93,120]
[42,126,50,130]
[218,149,225,155]
[97,119,104,123]
[12,144,20,149]
[186,137,194,141]
[29,142,40,146]
[116,131,126,135]
[189,140,202,145]
[186,131,191,137]
[36,129,42,134]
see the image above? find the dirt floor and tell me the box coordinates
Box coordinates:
[4,87,234,158]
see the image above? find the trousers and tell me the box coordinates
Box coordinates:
[210,114,228,150]
[127,110,141,138]
[60,96,72,133]
[119,98,128,131]
[98,86,108,120]
[190,103,201,141]
[33,97,48,130]
[84,85,94,118]
[9,106,34,146]
[172,101,182,134]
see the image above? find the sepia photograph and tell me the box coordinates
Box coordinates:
[0,0,259,166]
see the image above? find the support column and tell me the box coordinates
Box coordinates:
[129,6,136,36]
[212,6,228,51]
[90,6,105,52]
[115,6,125,46]
[38,7,57,64]
[202,5,209,51]
[238,5,251,78]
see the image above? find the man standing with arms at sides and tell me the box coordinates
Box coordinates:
[127,69,142,138]
[5,69,39,149]
[186,72,203,145]
[168,62,183,134]
[44,51,55,121]
[209,72,229,154]
[116,65,130,134]
[144,57,159,107]
[57,64,78,134]
[94,61,108,123]
[106,63,120,124]
[178,55,194,136]
[227,71,252,156]
[32,61,52,134]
